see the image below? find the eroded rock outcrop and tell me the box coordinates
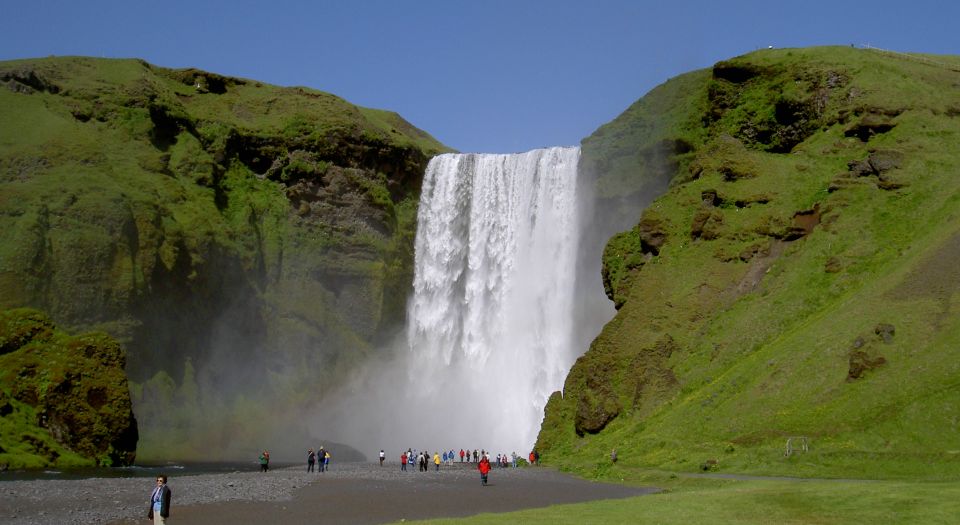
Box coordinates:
[0,308,137,468]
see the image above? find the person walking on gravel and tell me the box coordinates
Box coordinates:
[259,450,270,472]
[148,474,172,524]
[478,455,491,486]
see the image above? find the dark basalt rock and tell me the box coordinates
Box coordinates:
[713,61,767,83]
[844,113,896,141]
[637,216,668,256]
[574,388,621,436]
[0,67,61,94]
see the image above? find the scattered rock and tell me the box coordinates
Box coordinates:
[875,323,895,344]
[785,204,821,241]
[824,257,843,273]
[574,388,621,436]
[712,61,766,83]
[691,207,724,241]
[734,194,772,208]
[0,67,61,94]
[848,350,887,380]
[636,216,668,256]
[701,189,721,207]
[844,113,896,141]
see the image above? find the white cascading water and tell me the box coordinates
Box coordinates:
[404,146,583,453]
[321,146,606,458]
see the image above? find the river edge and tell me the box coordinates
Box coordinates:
[1,462,656,525]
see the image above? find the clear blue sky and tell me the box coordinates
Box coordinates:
[2,1,956,153]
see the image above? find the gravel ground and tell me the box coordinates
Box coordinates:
[0,465,306,525]
[0,462,656,525]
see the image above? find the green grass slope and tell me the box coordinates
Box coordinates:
[0,56,449,460]
[538,46,960,479]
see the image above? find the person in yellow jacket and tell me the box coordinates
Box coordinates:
[433,452,441,471]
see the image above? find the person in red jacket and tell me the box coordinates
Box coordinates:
[478,454,491,486]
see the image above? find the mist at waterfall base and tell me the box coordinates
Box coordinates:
[319,147,615,459]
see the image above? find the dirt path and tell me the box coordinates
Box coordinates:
[157,463,654,525]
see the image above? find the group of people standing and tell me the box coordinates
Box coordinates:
[399,449,445,471]
[306,447,332,472]
[390,447,540,485]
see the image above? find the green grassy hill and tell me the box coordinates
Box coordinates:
[538,46,960,479]
[0,56,449,460]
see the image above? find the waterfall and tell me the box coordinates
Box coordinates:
[404,147,583,452]
[321,146,611,458]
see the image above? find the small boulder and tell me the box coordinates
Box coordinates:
[875,323,895,344]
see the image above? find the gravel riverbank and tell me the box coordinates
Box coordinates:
[1,462,655,524]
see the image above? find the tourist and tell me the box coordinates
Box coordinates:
[323,449,331,471]
[400,451,408,471]
[379,449,385,466]
[259,450,270,472]
[478,455,491,486]
[434,452,441,471]
[307,449,316,472]
[147,474,172,524]
[460,448,465,462]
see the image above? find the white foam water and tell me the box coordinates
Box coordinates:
[403,147,583,452]
[322,146,601,458]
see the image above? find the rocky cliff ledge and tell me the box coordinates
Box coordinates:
[0,56,448,458]
[0,308,138,468]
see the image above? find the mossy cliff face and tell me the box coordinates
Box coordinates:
[539,47,960,478]
[0,57,448,458]
[0,308,137,468]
